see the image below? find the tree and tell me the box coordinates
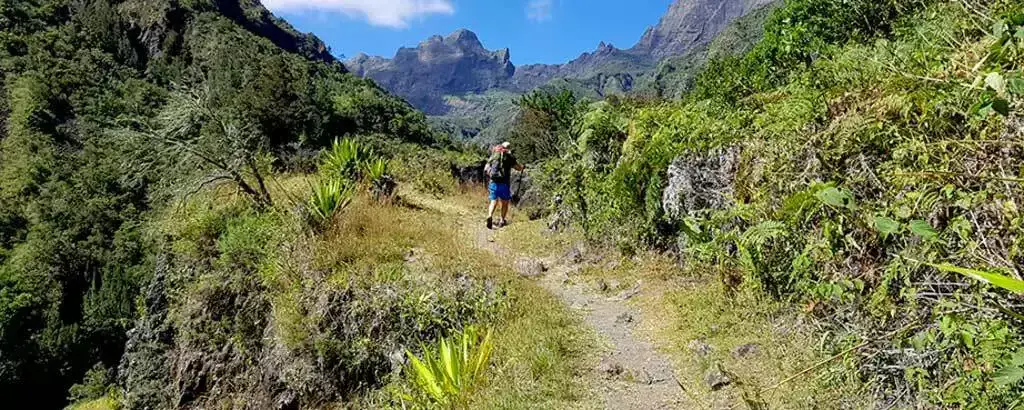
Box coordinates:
[121,85,275,208]
[508,89,585,163]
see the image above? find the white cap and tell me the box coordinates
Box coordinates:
[501,141,511,148]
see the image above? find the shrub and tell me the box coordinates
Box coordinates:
[365,158,397,202]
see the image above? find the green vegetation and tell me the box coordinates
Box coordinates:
[404,326,495,409]
[639,1,782,99]
[511,0,1024,406]
[8,0,1024,407]
[0,0,441,406]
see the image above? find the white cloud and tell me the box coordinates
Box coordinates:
[263,0,454,28]
[526,0,553,22]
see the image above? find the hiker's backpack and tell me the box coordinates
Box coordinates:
[487,152,507,181]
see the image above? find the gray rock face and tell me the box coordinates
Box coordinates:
[346,29,515,115]
[662,146,741,220]
[632,0,776,59]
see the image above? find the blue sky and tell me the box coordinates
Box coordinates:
[263,0,673,65]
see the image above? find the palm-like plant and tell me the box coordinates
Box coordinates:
[308,178,354,224]
[404,326,495,409]
[322,138,372,180]
[364,158,396,201]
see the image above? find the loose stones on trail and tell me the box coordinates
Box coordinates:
[687,339,713,359]
[704,363,733,391]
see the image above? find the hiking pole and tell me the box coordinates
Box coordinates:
[512,169,524,204]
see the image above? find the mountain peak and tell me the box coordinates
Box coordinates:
[632,0,775,58]
[345,27,514,115]
[446,28,479,43]
[443,28,485,53]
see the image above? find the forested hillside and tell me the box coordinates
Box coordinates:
[511,0,1024,406]
[0,0,439,406]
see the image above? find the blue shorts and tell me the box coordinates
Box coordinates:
[489,182,512,201]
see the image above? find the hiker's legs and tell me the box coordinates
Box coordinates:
[488,199,498,219]
[500,200,510,222]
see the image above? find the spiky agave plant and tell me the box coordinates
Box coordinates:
[321,138,372,180]
[404,326,495,409]
[365,158,396,202]
[307,178,354,225]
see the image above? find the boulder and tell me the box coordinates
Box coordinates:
[662,146,741,220]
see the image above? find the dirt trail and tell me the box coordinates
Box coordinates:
[408,193,691,409]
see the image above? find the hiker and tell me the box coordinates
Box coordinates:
[484,142,525,229]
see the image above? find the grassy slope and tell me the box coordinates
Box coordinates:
[125,176,600,409]
[541,0,1024,406]
[494,217,866,409]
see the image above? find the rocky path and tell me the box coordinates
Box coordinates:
[407,192,690,409]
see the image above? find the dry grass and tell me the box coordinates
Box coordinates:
[496,217,868,409]
[644,282,871,409]
[313,189,599,409]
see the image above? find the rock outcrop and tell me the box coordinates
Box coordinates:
[346,29,515,115]
[631,0,776,59]
[662,146,741,219]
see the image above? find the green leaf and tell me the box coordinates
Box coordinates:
[926,263,1024,293]
[1015,27,1024,39]
[994,21,1009,38]
[994,364,1024,387]
[816,186,856,210]
[1012,350,1024,367]
[992,98,1011,116]
[909,220,938,241]
[873,216,900,236]
[986,72,1007,94]
[1009,78,1024,96]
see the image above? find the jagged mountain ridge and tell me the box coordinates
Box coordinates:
[348,29,514,114]
[345,0,776,117]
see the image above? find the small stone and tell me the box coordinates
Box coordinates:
[596,279,610,292]
[565,242,586,264]
[732,343,760,359]
[687,339,713,358]
[514,258,546,277]
[615,312,634,324]
[598,362,624,378]
[615,284,641,300]
[607,279,621,291]
[704,364,732,391]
